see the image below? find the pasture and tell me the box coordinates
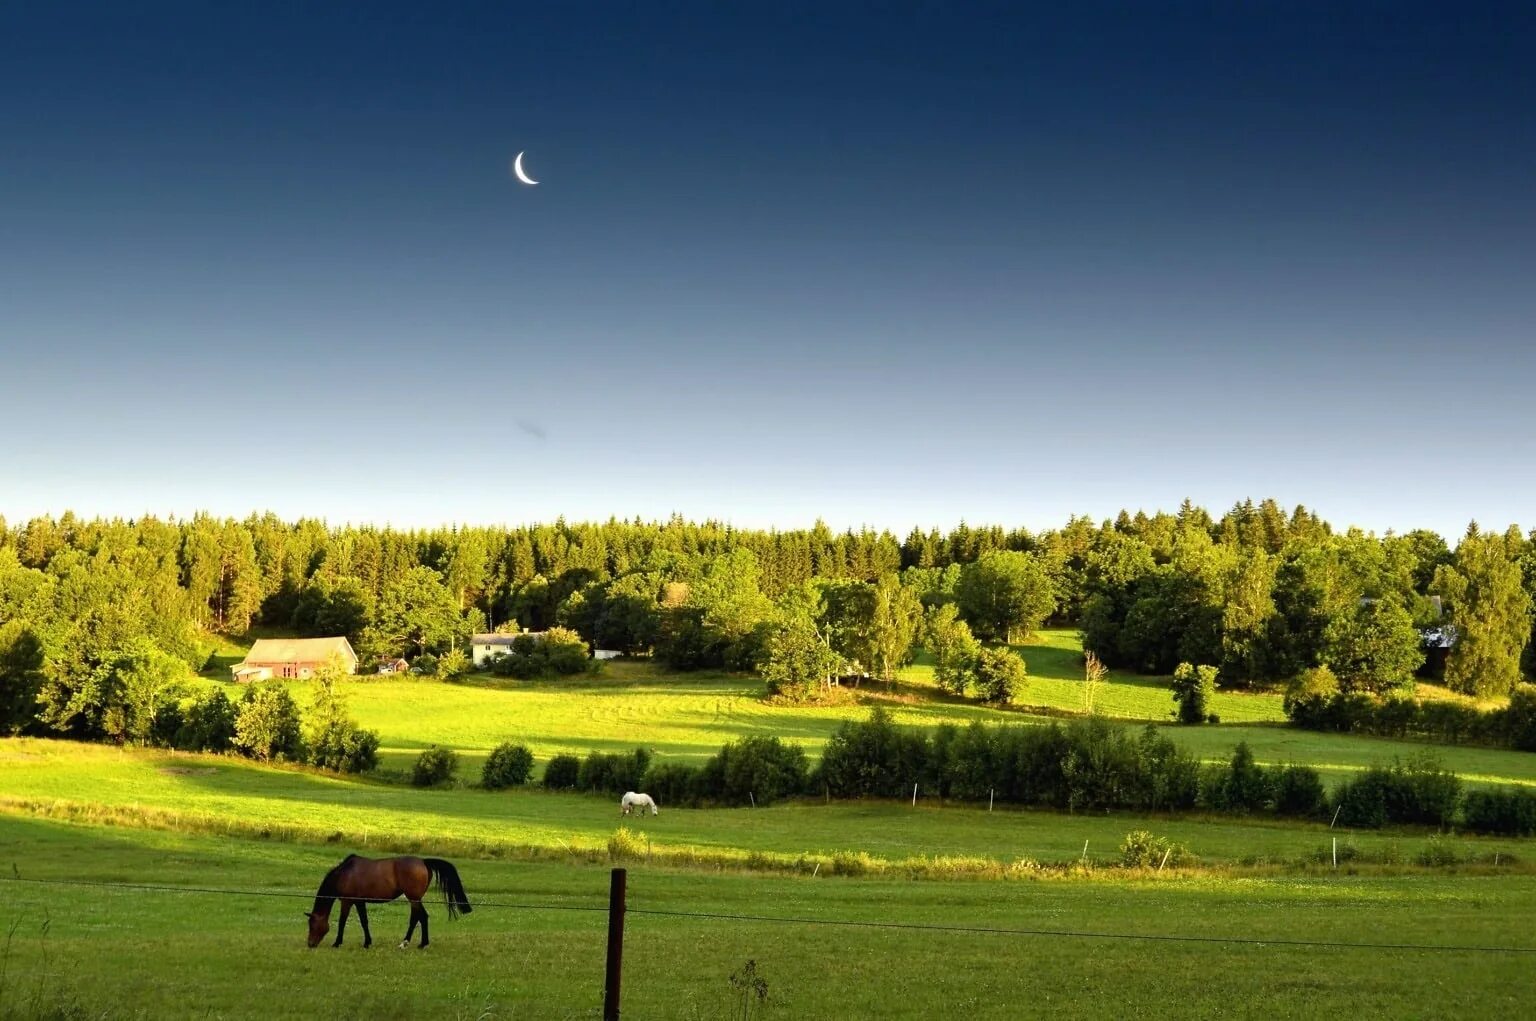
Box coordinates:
[197,631,1534,789]
[2,740,1533,870]
[2,816,1534,1019]
[5,629,1533,1017]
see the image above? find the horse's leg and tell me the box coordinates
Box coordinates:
[419,903,430,949]
[333,900,353,947]
[400,898,421,948]
[357,903,372,949]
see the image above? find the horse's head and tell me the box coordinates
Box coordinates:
[304,910,330,948]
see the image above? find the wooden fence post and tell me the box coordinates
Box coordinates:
[604,868,627,1021]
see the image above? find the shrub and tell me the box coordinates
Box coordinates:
[1416,835,1462,867]
[1331,755,1461,829]
[1393,754,1462,827]
[643,762,704,807]
[972,647,1027,704]
[310,723,381,774]
[1220,742,1271,814]
[1462,787,1536,836]
[1131,725,1202,812]
[543,628,593,675]
[1272,764,1327,818]
[1284,665,1340,716]
[1119,830,1189,869]
[413,653,440,677]
[482,742,535,789]
[1285,685,1536,754]
[1171,663,1217,725]
[820,707,930,798]
[1332,765,1394,829]
[232,683,304,762]
[178,688,237,752]
[543,753,580,789]
[1196,763,1230,811]
[1313,840,1362,864]
[149,701,185,748]
[411,745,460,787]
[437,647,470,679]
[697,736,808,806]
[579,747,652,793]
[1500,685,1536,751]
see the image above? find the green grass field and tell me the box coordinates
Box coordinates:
[2,816,1534,1019]
[3,740,1532,870]
[7,628,1531,1017]
[189,630,1536,790]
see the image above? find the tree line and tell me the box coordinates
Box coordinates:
[2,501,1534,741]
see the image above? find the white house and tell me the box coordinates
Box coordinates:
[593,649,622,661]
[470,631,546,667]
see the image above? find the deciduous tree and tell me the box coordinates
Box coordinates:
[362,566,470,660]
[1171,662,1217,724]
[1434,529,1532,697]
[955,551,1055,643]
[924,603,980,696]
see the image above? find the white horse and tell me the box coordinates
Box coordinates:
[620,792,658,816]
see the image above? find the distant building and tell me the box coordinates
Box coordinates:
[1358,596,1456,677]
[593,649,622,661]
[376,657,410,675]
[470,631,546,667]
[232,637,358,681]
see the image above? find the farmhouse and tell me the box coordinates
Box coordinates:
[376,657,410,675]
[232,637,358,681]
[470,631,546,667]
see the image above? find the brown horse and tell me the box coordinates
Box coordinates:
[305,854,472,949]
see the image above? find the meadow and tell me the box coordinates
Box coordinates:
[2,816,1534,1019]
[2,739,1533,870]
[199,630,1535,790]
[4,630,1534,1017]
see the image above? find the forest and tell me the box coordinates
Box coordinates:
[1,500,1533,745]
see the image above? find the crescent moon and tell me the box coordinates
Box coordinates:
[512,151,539,186]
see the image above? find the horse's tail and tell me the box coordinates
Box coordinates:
[423,858,473,919]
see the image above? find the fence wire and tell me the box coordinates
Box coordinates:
[4,874,1534,955]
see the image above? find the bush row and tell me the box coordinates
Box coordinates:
[445,711,1536,837]
[815,709,1329,818]
[540,738,809,807]
[1286,685,1536,752]
[146,684,379,774]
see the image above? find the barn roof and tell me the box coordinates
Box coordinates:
[242,637,357,663]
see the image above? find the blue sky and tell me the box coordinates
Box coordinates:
[2,2,1533,538]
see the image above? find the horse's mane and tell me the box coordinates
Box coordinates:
[311,854,359,912]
